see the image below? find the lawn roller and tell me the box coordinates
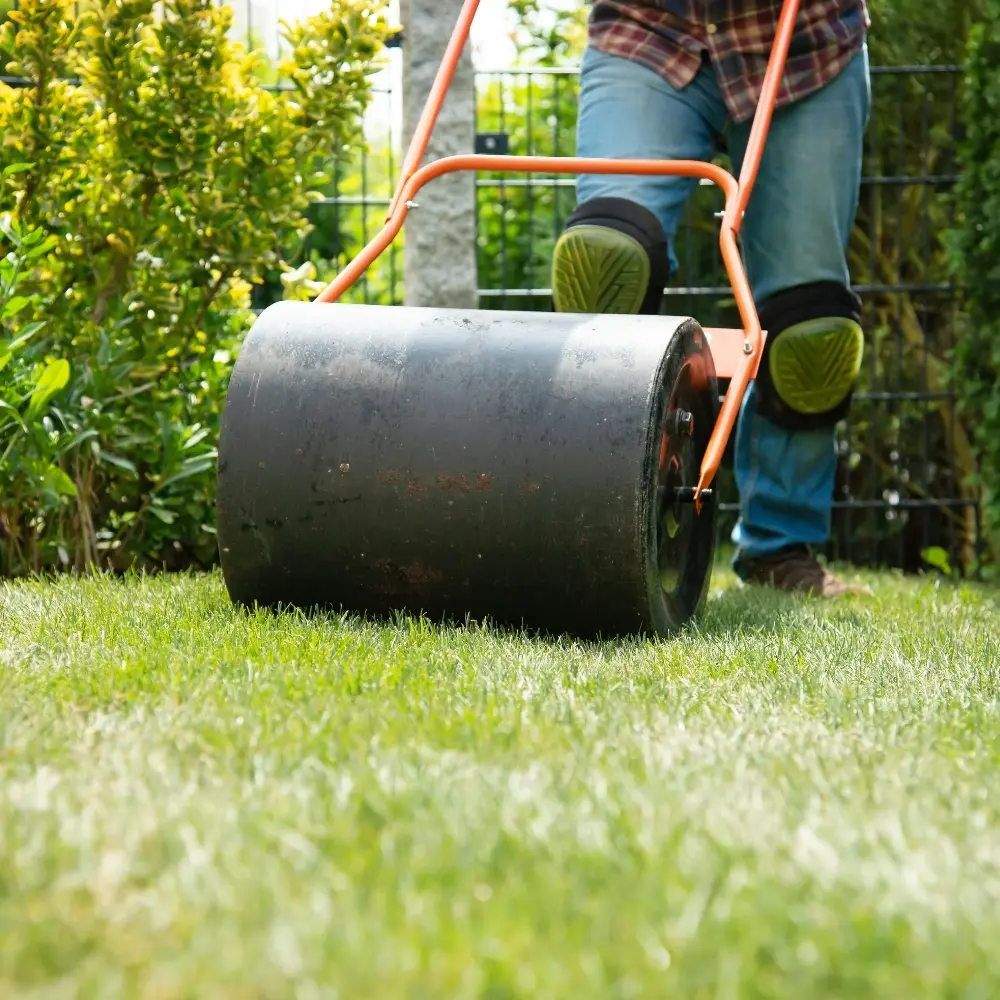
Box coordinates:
[216,0,802,637]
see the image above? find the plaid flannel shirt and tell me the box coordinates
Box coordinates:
[587,0,870,124]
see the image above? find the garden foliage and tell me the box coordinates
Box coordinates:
[949,1,1000,566]
[0,0,387,576]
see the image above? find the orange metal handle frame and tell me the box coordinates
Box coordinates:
[314,0,802,506]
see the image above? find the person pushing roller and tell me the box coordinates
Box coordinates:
[552,0,873,598]
[217,0,872,637]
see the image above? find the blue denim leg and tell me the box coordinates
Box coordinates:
[725,45,871,572]
[574,46,727,272]
[571,44,871,575]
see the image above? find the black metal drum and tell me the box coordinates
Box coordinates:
[216,302,719,637]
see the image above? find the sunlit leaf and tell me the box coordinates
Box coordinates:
[27,358,71,417]
[41,464,78,498]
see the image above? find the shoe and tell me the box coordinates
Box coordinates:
[740,545,871,598]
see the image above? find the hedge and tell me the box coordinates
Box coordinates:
[0,0,387,576]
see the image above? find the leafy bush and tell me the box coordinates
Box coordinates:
[0,211,77,573]
[0,0,388,576]
[948,0,1000,569]
[257,132,403,310]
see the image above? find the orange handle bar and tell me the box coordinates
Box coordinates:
[314,0,802,508]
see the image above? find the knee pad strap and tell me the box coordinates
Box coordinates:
[755,281,865,430]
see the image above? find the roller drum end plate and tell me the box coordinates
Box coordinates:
[648,323,720,633]
[216,303,719,639]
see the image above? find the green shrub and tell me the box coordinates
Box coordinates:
[949,1,1000,569]
[258,132,403,310]
[0,0,388,576]
[0,211,74,573]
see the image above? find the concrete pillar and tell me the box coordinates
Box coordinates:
[400,0,478,309]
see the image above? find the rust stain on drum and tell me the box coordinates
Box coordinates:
[435,473,493,494]
[380,468,425,496]
[401,561,441,586]
[435,473,471,493]
[374,557,442,589]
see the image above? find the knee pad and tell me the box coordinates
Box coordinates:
[754,281,865,430]
[551,196,669,315]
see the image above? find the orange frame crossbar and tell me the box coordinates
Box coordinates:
[315,0,802,506]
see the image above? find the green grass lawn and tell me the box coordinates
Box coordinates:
[2,562,999,999]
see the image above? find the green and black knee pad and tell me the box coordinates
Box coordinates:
[551,197,669,315]
[754,281,866,430]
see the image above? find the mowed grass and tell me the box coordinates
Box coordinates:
[2,562,1000,999]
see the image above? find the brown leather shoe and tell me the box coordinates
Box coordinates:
[740,545,872,597]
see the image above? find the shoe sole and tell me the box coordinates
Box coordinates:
[551,225,650,314]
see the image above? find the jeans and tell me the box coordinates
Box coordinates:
[574,44,871,573]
